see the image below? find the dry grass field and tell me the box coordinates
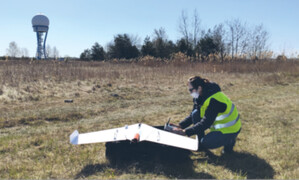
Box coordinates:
[0,60,298,179]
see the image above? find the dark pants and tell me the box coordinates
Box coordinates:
[191,109,241,151]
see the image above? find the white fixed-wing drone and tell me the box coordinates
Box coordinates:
[70,122,198,151]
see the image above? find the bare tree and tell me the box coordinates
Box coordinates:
[192,9,202,48]
[212,24,227,62]
[6,41,20,58]
[20,48,29,58]
[46,44,52,58]
[248,24,270,59]
[178,10,189,44]
[226,19,247,59]
[153,27,168,40]
[52,46,60,59]
[45,45,59,59]
[129,34,141,49]
[178,9,202,49]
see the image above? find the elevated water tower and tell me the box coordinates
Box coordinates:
[32,14,49,59]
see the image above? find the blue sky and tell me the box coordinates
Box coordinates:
[0,0,298,57]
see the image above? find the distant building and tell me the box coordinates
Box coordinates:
[32,14,50,59]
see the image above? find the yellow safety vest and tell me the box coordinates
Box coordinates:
[200,92,241,134]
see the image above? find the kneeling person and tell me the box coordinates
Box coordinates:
[172,76,241,154]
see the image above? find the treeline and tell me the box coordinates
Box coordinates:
[3,41,60,60]
[80,10,274,62]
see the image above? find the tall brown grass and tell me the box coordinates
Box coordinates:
[0,58,298,179]
[0,59,298,87]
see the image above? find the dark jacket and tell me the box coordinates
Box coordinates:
[179,82,227,136]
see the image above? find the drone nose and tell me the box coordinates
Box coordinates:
[132,133,140,143]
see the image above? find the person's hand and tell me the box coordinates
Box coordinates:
[172,127,186,136]
[169,123,181,128]
[172,127,181,131]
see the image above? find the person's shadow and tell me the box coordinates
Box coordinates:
[75,141,215,179]
[196,150,275,179]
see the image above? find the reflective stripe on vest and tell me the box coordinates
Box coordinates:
[212,114,240,129]
[200,91,241,134]
[215,104,235,121]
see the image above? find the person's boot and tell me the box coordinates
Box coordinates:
[222,139,236,155]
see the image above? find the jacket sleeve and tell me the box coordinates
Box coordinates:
[184,98,227,136]
[179,100,197,129]
[179,114,193,129]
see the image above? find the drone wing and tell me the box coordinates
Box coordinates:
[70,124,140,145]
[139,124,198,151]
[70,123,198,151]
